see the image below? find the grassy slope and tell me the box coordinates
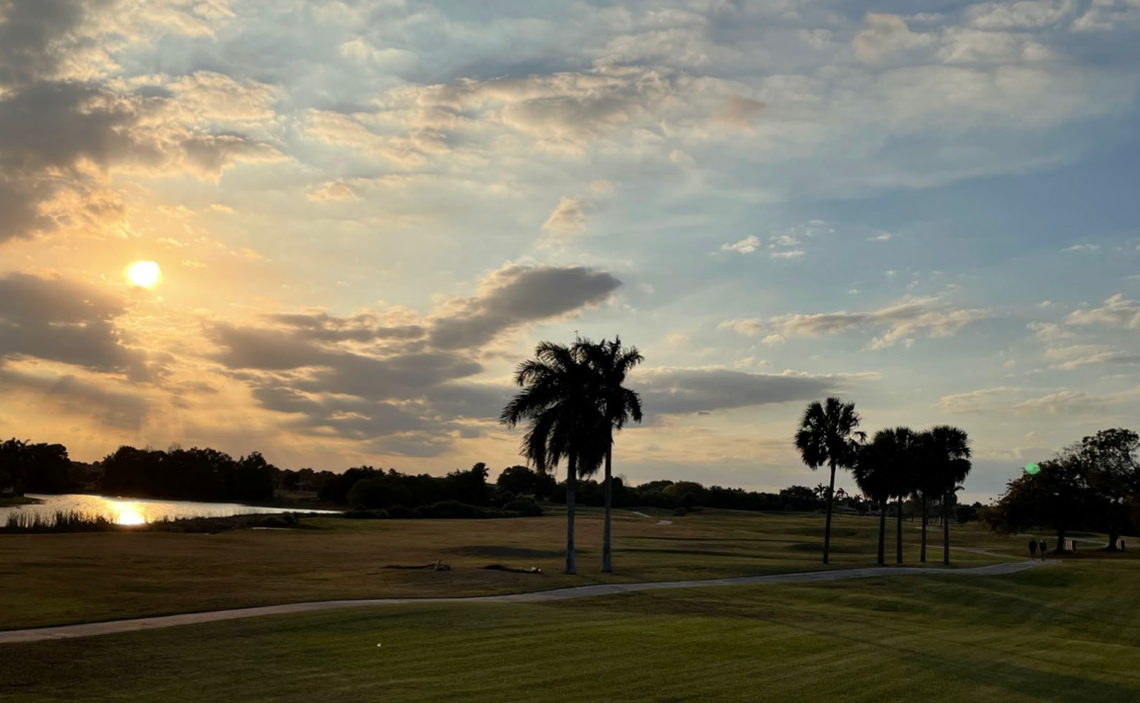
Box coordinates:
[4,554,1138,702]
[0,508,1008,630]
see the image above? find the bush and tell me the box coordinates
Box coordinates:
[386,505,422,519]
[421,500,488,519]
[502,495,543,517]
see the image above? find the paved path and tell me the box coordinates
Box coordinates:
[0,560,1048,645]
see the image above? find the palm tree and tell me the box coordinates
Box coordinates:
[866,427,918,564]
[912,431,943,563]
[576,336,643,574]
[853,436,891,565]
[926,425,972,565]
[794,398,863,564]
[500,341,607,575]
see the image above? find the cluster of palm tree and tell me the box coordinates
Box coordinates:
[500,337,643,575]
[796,398,972,566]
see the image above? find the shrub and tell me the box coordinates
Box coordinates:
[502,496,543,517]
[386,504,422,519]
[421,500,487,519]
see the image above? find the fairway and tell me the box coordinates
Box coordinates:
[3,551,1138,702]
[5,509,1137,701]
[0,509,1007,630]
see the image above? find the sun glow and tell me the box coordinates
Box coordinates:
[127,260,162,288]
[113,503,148,526]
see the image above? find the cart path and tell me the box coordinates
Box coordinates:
[0,560,1050,645]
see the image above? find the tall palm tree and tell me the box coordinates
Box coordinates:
[500,341,607,575]
[795,398,863,564]
[912,431,943,564]
[853,436,891,565]
[576,336,643,574]
[926,425,971,565]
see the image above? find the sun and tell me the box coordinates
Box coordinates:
[127,261,162,288]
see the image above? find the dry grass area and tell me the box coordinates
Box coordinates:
[0,507,1009,630]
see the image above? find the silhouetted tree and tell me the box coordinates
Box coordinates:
[926,426,972,565]
[853,435,893,565]
[577,336,643,574]
[794,398,863,564]
[500,340,607,574]
[987,449,1092,551]
[1078,428,1139,550]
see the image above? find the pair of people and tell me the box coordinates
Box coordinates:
[1028,538,1047,559]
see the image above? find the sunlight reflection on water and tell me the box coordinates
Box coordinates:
[0,494,336,526]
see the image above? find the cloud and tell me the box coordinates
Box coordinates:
[207,263,621,452]
[428,264,621,349]
[725,296,989,349]
[721,235,762,254]
[636,367,876,416]
[542,195,589,240]
[0,365,149,430]
[0,1,275,244]
[1045,344,1140,369]
[0,272,147,375]
[307,181,358,202]
[1064,294,1140,329]
[938,386,1021,414]
[718,318,764,336]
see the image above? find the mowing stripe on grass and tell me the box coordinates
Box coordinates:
[0,560,1050,645]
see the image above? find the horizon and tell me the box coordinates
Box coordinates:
[3,1,1140,505]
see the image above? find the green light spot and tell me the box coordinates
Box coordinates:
[1025,462,1040,476]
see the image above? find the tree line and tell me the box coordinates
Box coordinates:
[984,428,1139,552]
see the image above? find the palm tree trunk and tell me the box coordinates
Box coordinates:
[920,496,928,563]
[822,461,836,564]
[565,453,577,575]
[601,444,613,573]
[877,498,886,565]
[943,491,951,566]
[895,496,903,564]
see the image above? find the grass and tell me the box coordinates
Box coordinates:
[3,549,1139,702]
[0,508,1010,630]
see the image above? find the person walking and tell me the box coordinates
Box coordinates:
[1028,539,1038,560]
[1039,538,1047,557]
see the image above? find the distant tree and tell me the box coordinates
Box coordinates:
[795,398,863,564]
[500,340,607,575]
[1078,428,1139,551]
[682,491,696,511]
[987,450,1092,551]
[446,462,491,506]
[779,485,822,512]
[578,336,643,574]
[496,465,538,497]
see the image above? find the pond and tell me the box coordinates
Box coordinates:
[0,494,338,527]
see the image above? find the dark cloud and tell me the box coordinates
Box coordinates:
[0,272,146,375]
[0,2,279,244]
[428,264,621,349]
[0,0,97,87]
[635,368,867,416]
[211,324,331,370]
[208,263,622,450]
[0,365,149,429]
[268,312,424,343]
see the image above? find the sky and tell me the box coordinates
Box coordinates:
[1,0,1139,501]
